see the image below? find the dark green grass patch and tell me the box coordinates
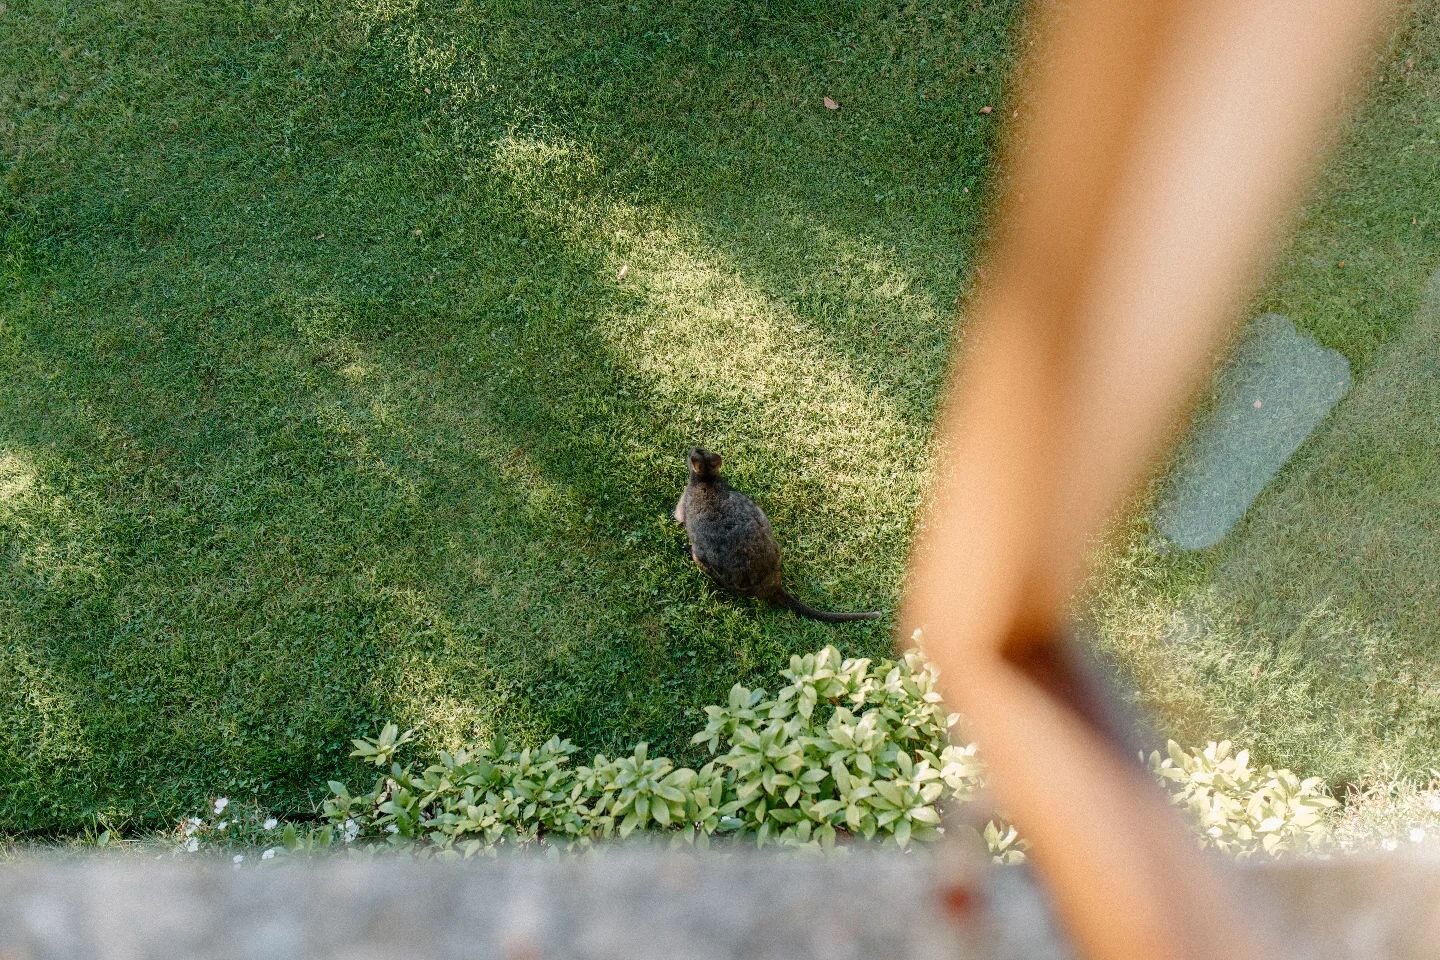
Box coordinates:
[0,0,1018,831]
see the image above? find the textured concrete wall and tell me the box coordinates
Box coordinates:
[1,848,1437,960]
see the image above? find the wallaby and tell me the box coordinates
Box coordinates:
[674,447,881,623]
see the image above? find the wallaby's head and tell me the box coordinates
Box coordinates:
[688,447,723,479]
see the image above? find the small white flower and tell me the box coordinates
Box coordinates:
[384,824,399,834]
[183,822,199,837]
[1426,793,1440,813]
[1410,827,1427,844]
[261,848,277,861]
[216,820,228,831]
[184,838,200,853]
[263,818,278,831]
[232,854,245,864]
[213,797,229,814]
[1382,837,1400,851]
[343,818,360,843]
[188,816,202,826]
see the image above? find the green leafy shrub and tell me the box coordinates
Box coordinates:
[693,647,985,849]
[177,642,1350,862]
[580,743,723,842]
[1149,739,1338,857]
[317,645,993,857]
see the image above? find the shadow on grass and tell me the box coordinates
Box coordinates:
[0,0,1022,830]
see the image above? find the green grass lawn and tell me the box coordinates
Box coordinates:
[0,0,1018,832]
[1,0,1436,835]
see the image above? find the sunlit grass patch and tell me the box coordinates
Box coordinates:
[0,451,37,503]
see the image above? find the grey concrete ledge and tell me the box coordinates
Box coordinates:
[2,848,1438,960]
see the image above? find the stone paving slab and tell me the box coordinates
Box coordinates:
[1155,313,1351,550]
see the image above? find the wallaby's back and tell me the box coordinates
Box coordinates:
[675,448,881,623]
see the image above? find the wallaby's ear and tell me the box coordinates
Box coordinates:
[711,454,722,471]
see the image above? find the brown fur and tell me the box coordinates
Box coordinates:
[674,448,881,623]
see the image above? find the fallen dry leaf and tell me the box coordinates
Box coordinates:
[617,264,629,281]
[979,105,993,115]
[823,96,840,110]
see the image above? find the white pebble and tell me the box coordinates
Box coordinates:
[213,797,229,814]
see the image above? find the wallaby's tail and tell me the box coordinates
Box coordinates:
[774,589,882,624]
